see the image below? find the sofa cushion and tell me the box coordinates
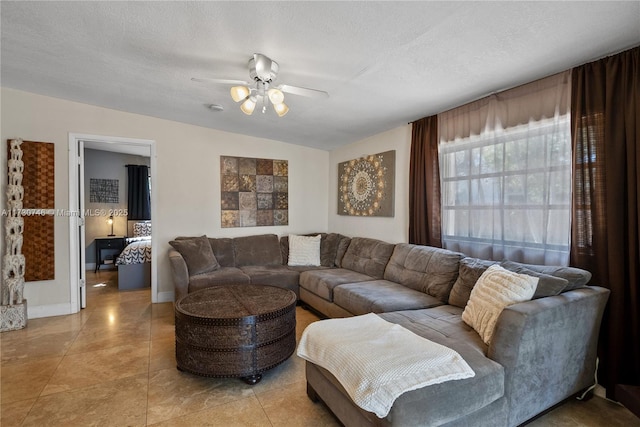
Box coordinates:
[208,237,235,267]
[238,265,300,296]
[287,265,331,273]
[233,234,282,267]
[384,243,463,303]
[449,257,498,308]
[502,261,592,291]
[299,269,375,302]
[323,233,348,267]
[288,234,322,266]
[333,280,444,315]
[341,237,395,279]
[462,264,538,345]
[188,267,250,293]
[169,235,220,275]
[378,308,505,424]
[500,260,568,299]
[335,237,351,267]
[380,305,488,353]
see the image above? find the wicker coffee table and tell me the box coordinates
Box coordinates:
[174,284,297,384]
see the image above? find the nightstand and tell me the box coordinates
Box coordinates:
[95,236,126,272]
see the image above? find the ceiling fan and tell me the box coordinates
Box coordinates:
[192,53,329,117]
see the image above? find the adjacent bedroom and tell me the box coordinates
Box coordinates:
[84,145,152,300]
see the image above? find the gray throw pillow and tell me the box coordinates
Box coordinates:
[169,235,220,275]
[507,261,592,291]
[500,260,568,299]
[335,237,351,268]
[448,257,497,308]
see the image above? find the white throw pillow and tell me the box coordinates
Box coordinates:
[288,234,321,266]
[462,264,538,345]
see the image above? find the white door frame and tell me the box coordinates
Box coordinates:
[68,133,158,312]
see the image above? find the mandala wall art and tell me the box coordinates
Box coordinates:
[338,150,395,217]
[220,156,288,228]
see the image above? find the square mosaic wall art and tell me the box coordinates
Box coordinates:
[338,150,395,217]
[221,156,288,228]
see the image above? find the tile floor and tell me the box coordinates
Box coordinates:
[0,270,637,426]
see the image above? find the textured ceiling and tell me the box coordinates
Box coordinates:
[1,2,639,151]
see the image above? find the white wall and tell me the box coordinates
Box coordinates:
[328,125,412,244]
[84,149,150,266]
[0,87,329,316]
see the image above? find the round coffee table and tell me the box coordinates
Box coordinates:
[174,284,297,384]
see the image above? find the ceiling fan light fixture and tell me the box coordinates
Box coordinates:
[194,53,328,118]
[274,102,289,117]
[267,88,285,105]
[230,86,250,102]
[240,97,257,115]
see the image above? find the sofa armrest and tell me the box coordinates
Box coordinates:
[168,249,190,301]
[488,286,609,426]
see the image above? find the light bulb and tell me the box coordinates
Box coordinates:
[241,98,256,115]
[268,88,285,105]
[230,86,250,102]
[274,102,289,117]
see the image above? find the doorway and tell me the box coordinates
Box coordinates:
[68,133,157,312]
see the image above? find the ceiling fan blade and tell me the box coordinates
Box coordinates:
[279,84,329,98]
[191,77,250,86]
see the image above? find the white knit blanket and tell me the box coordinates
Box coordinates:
[297,313,475,418]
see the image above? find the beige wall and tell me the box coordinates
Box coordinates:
[328,125,412,244]
[1,87,330,317]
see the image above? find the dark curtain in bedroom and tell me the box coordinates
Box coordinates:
[570,45,639,400]
[126,165,151,220]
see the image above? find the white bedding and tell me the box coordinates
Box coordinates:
[297,313,475,418]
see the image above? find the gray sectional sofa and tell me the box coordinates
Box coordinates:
[168,233,610,427]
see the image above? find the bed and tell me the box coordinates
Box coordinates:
[116,221,151,290]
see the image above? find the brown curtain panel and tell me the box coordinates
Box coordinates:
[571,45,640,399]
[409,116,441,247]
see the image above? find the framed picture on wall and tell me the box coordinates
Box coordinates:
[337,150,395,217]
[220,156,289,227]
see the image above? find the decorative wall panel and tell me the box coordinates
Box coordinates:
[221,156,288,228]
[7,140,55,281]
[20,140,55,209]
[338,150,395,217]
[23,215,55,281]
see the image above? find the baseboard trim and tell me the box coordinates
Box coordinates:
[156,291,174,303]
[27,303,73,319]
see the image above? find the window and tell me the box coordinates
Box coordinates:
[439,115,572,265]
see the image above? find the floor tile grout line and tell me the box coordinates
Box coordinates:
[252,387,276,427]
